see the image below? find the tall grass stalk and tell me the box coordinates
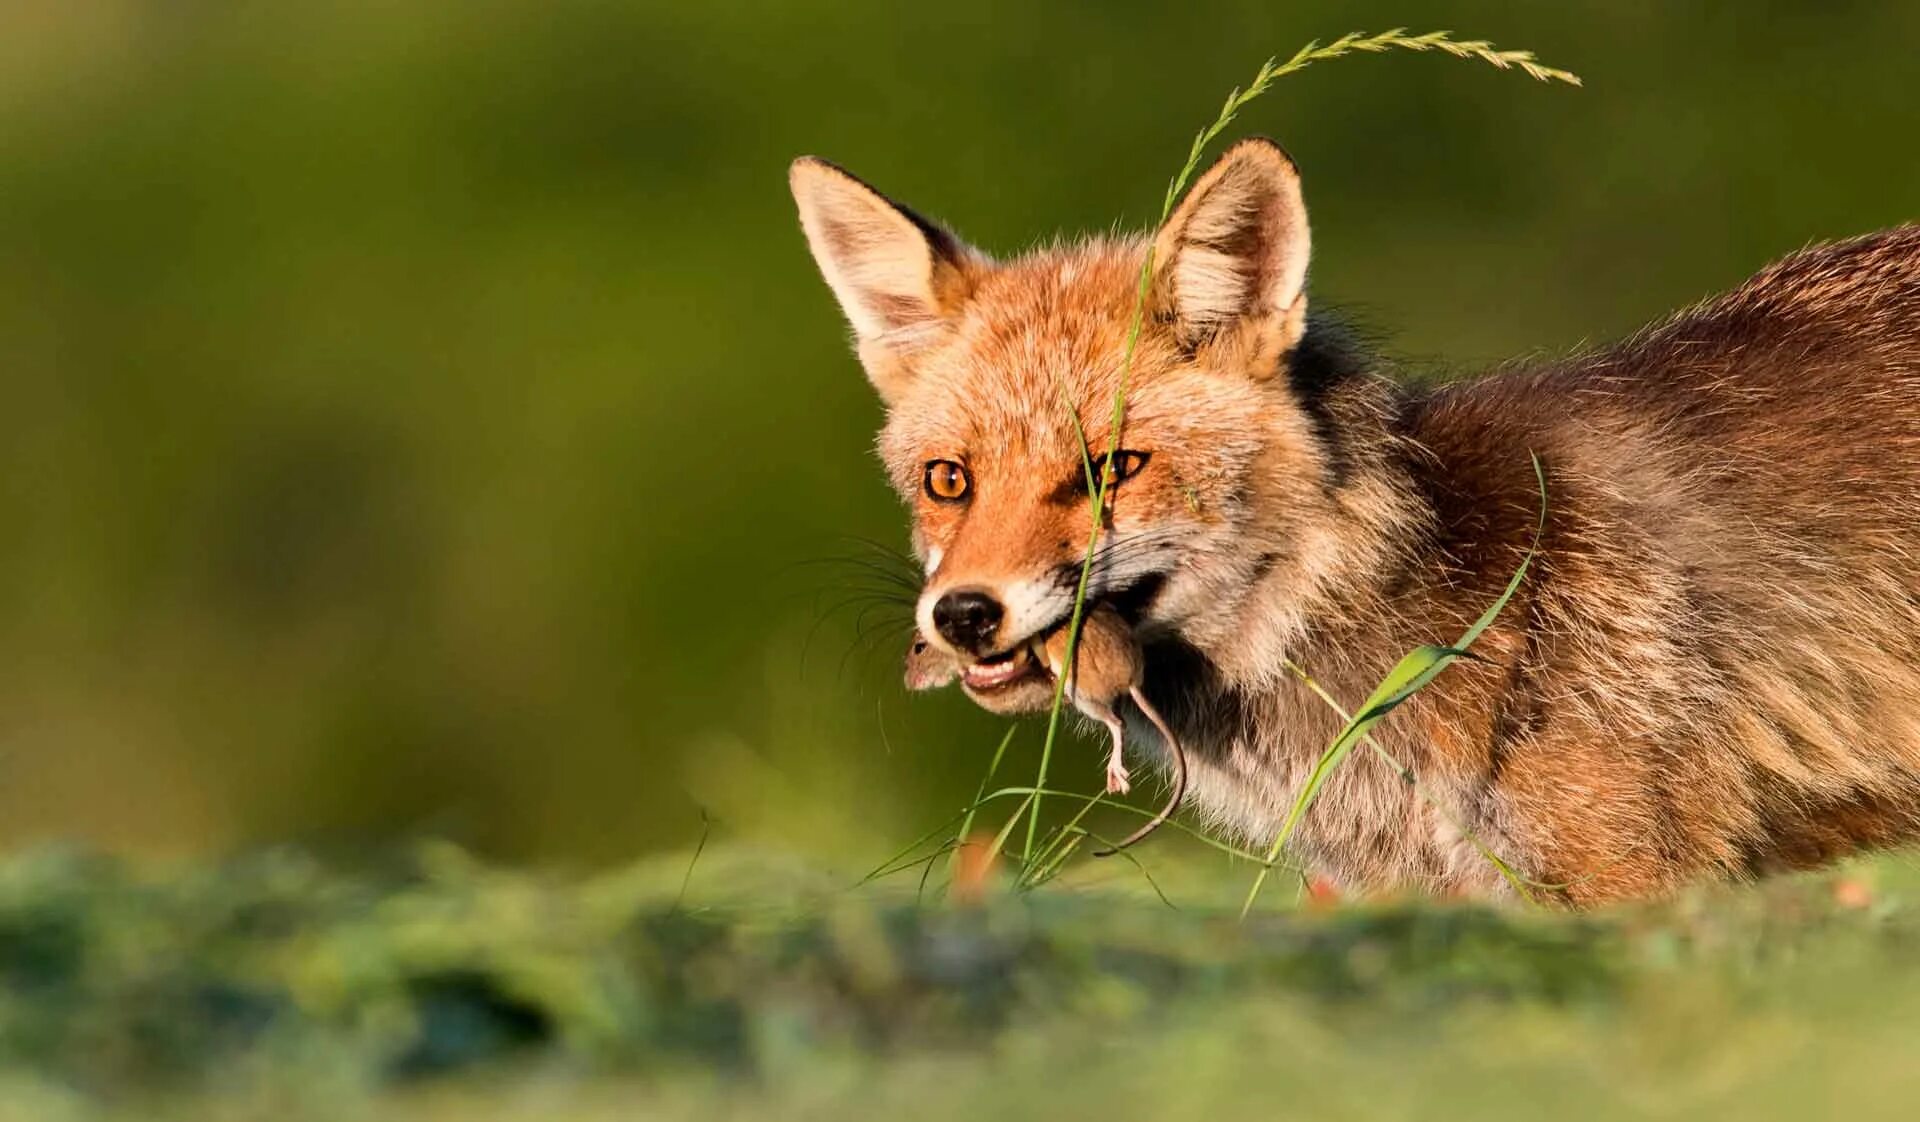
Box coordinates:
[990,30,1577,891]
[1238,455,1548,917]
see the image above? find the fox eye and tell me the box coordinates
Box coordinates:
[1099,450,1150,489]
[924,459,971,502]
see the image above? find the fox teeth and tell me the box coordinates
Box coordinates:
[961,649,1034,689]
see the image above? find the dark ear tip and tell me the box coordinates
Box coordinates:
[1220,136,1301,178]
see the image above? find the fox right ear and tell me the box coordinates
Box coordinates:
[789,157,984,403]
[1151,138,1311,371]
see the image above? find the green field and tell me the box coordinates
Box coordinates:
[0,846,1914,1120]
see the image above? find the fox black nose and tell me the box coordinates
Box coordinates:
[932,588,1003,652]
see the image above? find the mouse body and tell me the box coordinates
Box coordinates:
[1037,604,1188,854]
[1037,604,1144,794]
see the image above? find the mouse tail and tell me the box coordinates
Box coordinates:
[1094,688,1188,857]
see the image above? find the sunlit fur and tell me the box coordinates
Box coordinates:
[792,141,1920,905]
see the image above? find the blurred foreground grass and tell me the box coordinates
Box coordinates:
[0,845,1915,1120]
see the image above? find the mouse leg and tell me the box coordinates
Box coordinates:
[1094,688,1189,857]
[1079,699,1131,794]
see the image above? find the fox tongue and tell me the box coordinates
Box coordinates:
[962,648,1035,690]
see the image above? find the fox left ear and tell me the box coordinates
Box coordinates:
[1151,137,1311,369]
[789,157,986,403]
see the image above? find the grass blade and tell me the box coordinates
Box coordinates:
[1240,454,1548,918]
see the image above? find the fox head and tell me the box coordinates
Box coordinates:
[791,140,1380,713]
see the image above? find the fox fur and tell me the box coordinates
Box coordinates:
[789,138,1920,904]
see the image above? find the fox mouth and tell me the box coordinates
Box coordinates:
[945,577,1165,710]
[954,617,1070,710]
[960,644,1046,693]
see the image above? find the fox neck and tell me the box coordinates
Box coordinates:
[1128,332,1473,871]
[1159,322,1437,694]
[1132,322,1554,877]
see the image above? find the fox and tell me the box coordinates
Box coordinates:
[788,137,1920,905]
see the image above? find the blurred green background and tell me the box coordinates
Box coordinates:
[1,1,1914,867]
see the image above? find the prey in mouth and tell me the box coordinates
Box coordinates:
[903,623,1048,703]
[904,606,1077,709]
[911,572,1171,714]
[905,602,1188,854]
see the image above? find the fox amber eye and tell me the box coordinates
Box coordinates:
[1100,450,1150,488]
[924,459,971,502]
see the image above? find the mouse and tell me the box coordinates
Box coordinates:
[903,609,1188,855]
[904,631,961,691]
[1036,603,1188,856]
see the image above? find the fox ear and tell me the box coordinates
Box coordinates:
[789,157,984,402]
[1151,138,1311,366]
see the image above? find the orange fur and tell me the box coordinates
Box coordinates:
[792,141,1920,905]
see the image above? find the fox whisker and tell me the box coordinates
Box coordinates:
[835,534,923,575]
[787,553,922,591]
[839,612,918,682]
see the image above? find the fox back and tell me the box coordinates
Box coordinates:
[789,140,1920,903]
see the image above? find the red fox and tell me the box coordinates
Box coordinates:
[790,138,1920,904]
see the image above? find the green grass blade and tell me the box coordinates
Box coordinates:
[1241,453,1548,918]
[976,785,1291,867]
[953,725,1020,883]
